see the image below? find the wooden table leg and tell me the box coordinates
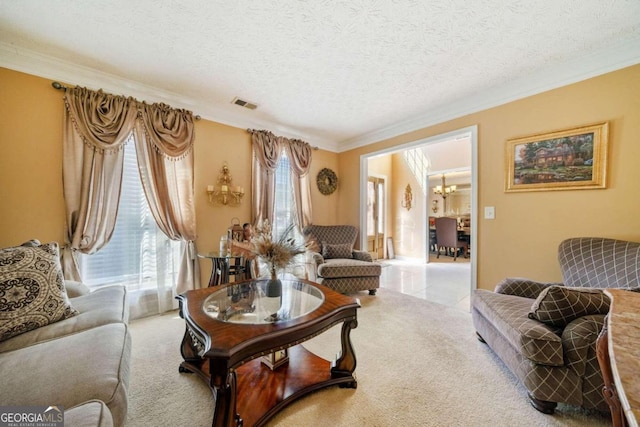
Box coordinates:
[596,317,627,427]
[211,365,242,427]
[331,318,358,388]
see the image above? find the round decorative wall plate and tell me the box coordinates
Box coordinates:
[316,168,338,195]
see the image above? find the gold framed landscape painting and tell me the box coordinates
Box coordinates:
[505,122,609,192]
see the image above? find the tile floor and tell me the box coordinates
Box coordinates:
[378,255,472,312]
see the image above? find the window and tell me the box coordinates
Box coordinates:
[272,151,301,242]
[271,151,305,277]
[403,148,430,194]
[80,137,181,296]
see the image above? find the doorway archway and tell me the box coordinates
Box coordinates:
[359,125,478,295]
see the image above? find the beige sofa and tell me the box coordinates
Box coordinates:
[0,241,131,427]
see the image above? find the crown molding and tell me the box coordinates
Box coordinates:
[0,42,340,152]
[337,36,640,152]
[2,37,638,154]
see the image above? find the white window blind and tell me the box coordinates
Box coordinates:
[273,152,295,240]
[272,152,304,276]
[80,138,181,295]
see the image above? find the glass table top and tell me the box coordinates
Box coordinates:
[203,279,325,324]
[198,251,244,259]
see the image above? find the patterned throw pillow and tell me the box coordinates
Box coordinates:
[0,241,78,342]
[528,286,609,327]
[321,242,353,259]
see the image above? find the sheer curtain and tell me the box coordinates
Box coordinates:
[61,86,199,315]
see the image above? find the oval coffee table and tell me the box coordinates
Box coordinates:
[176,278,360,427]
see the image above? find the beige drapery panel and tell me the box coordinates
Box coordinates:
[281,137,313,232]
[62,86,199,296]
[250,130,283,225]
[249,129,313,232]
[134,102,199,295]
[61,88,137,278]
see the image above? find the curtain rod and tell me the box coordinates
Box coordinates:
[51,81,201,120]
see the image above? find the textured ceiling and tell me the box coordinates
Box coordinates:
[1,1,639,151]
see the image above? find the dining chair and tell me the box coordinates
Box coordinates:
[434,217,468,260]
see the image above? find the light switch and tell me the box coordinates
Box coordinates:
[484,206,495,219]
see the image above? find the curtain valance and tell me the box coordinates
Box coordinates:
[63,86,195,158]
[250,129,283,170]
[64,87,137,153]
[138,102,195,159]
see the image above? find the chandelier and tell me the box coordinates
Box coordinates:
[433,174,456,199]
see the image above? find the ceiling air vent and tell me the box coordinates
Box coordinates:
[231,97,258,110]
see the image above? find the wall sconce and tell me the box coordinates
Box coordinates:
[401,184,413,211]
[207,162,245,206]
[432,199,438,213]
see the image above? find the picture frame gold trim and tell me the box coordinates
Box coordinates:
[505,122,608,193]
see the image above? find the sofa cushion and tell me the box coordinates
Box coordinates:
[317,258,381,279]
[322,242,353,259]
[0,241,78,342]
[0,285,128,353]
[65,400,114,427]
[529,286,610,327]
[65,280,91,298]
[473,290,564,366]
[0,323,131,427]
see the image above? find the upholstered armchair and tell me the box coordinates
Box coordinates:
[472,237,640,414]
[302,225,381,295]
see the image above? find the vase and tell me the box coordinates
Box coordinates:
[266,277,282,297]
[263,277,282,321]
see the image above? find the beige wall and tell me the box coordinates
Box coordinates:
[0,68,66,244]
[391,153,426,259]
[338,64,640,289]
[0,67,340,287]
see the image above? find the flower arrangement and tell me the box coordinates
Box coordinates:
[250,220,306,280]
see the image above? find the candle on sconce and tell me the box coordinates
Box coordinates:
[221,185,228,193]
[207,185,214,192]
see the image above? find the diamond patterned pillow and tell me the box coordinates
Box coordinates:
[529,286,609,327]
[0,241,78,342]
[322,242,353,259]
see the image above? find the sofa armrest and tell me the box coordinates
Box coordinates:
[352,250,373,262]
[65,280,91,298]
[305,251,325,281]
[561,314,606,376]
[494,277,563,299]
[307,251,325,266]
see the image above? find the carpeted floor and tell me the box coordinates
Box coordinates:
[126,288,611,427]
